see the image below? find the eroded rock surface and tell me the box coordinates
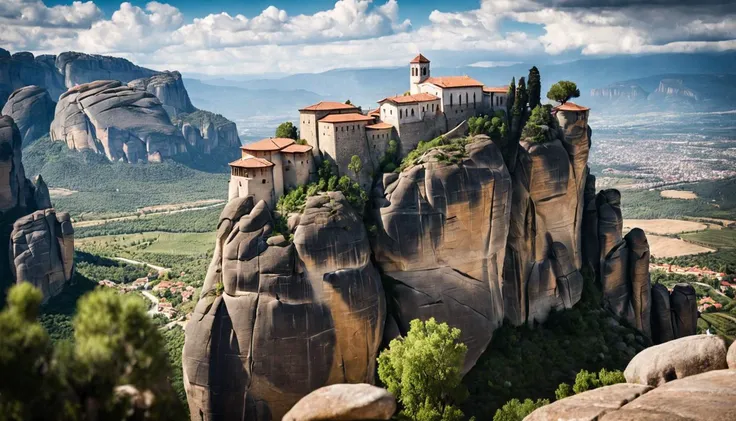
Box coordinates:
[128,71,195,117]
[0,116,74,302]
[282,384,396,421]
[183,193,385,421]
[372,137,511,373]
[524,383,652,421]
[624,334,727,386]
[50,80,187,163]
[1,86,55,145]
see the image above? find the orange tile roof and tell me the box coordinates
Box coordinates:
[378,93,440,105]
[241,137,295,152]
[318,113,374,123]
[424,76,484,88]
[368,109,380,116]
[410,54,430,64]
[366,122,393,130]
[281,143,313,153]
[229,157,274,169]
[555,102,590,111]
[483,86,508,94]
[299,101,358,112]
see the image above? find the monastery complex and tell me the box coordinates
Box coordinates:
[229,54,590,208]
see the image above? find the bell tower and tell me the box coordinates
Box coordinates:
[409,54,430,95]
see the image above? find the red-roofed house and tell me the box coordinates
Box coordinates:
[299,101,360,160]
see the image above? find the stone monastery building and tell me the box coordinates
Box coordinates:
[229,54,518,207]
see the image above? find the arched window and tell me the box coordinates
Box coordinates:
[473,92,476,103]
[411,108,415,117]
[450,94,453,105]
[459,95,462,105]
[399,109,403,118]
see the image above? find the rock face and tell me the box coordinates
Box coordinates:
[525,370,736,421]
[177,111,241,154]
[50,80,188,163]
[728,340,736,369]
[183,193,385,421]
[623,334,727,386]
[650,79,698,102]
[372,137,511,373]
[128,71,195,117]
[282,384,396,421]
[55,51,157,93]
[589,83,648,101]
[0,116,74,302]
[1,86,56,145]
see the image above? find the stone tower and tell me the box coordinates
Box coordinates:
[409,54,430,95]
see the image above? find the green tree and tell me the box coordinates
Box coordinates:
[598,368,626,386]
[572,369,600,394]
[514,77,528,117]
[546,81,580,105]
[348,155,363,177]
[378,318,468,421]
[505,77,515,123]
[554,383,573,400]
[493,398,549,421]
[275,121,298,140]
[527,66,541,109]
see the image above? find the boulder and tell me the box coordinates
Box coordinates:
[128,71,195,117]
[601,370,736,421]
[1,86,55,145]
[728,340,736,369]
[524,383,652,421]
[183,193,385,421]
[282,384,396,421]
[624,334,727,386]
[372,138,511,373]
[0,116,29,212]
[49,80,188,163]
[670,283,697,338]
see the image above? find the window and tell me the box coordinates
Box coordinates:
[288,160,292,164]
[262,179,266,184]
[422,67,427,76]
[473,92,476,103]
[466,92,469,104]
[411,108,415,117]
[400,109,403,118]
[432,104,435,112]
[459,94,462,105]
[450,94,453,105]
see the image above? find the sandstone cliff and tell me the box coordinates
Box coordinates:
[183,193,384,421]
[177,110,241,154]
[1,85,56,145]
[0,116,74,303]
[128,71,195,117]
[49,80,188,163]
[589,83,648,101]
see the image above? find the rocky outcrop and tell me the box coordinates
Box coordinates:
[589,83,648,101]
[0,116,74,302]
[372,137,511,373]
[128,71,195,117]
[1,86,56,145]
[624,334,727,387]
[728,340,736,369]
[10,209,74,301]
[649,79,698,102]
[56,51,156,92]
[282,384,396,421]
[176,111,241,153]
[183,193,385,421]
[526,370,736,421]
[50,80,188,163]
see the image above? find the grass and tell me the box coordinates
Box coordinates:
[680,229,736,249]
[76,232,216,257]
[620,178,736,220]
[74,205,223,238]
[701,312,736,343]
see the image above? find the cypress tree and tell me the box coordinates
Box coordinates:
[527,66,541,109]
[506,77,515,123]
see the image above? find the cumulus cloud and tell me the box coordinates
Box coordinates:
[1,0,734,74]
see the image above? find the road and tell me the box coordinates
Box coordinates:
[693,281,729,299]
[75,201,225,228]
[141,290,160,315]
[114,257,169,273]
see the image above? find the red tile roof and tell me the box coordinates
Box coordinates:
[424,76,484,88]
[299,101,358,112]
[366,122,393,130]
[318,113,374,123]
[410,54,430,64]
[555,102,590,112]
[241,137,295,152]
[229,157,274,169]
[281,143,313,154]
[368,109,380,116]
[483,86,508,94]
[378,93,440,105]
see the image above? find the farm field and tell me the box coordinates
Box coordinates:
[646,234,714,258]
[680,229,736,250]
[622,219,708,235]
[76,231,216,257]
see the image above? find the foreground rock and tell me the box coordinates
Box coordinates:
[1,86,55,145]
[372,137,511,374]
[525,383,652,421]
[728,340,736,369]
[525,370,736,421]
[0,116,74,301]
[183,193,385,421]
[624,334,728,386]
[50,80,187,163]
[282,384,395,421]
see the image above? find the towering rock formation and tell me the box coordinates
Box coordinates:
[1,86,56,145]
[590,83,648,101]
[55,51,157,93]
[183,193,384,421]
[371,137,511,373]
[50,80,188,163]
[0,116,74,303]
[128,71,195,117]
[649,79,698,102]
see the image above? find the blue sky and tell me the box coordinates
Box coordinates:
[3,0,735,76]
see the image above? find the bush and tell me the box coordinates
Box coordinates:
[521,105,555,143]
[379,140,400,173]
[400,136,471,171]
[554,368,626,400]
[378,318,468,421]
[493,398,549,421]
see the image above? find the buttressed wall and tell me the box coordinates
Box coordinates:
[183,106,698,421]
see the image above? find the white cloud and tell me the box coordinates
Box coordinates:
[0,0,102,28]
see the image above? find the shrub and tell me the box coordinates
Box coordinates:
[378,318,468,421]
[275,121,298,140]
[554,368,626,400]
[554,383,572,400]
[493,398,549,421]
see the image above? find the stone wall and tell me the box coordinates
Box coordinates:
[282,151,313,190]
[395,112,447,155]
[366,128,394,168]
[228,168,275,208]
[331,122,374,189]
